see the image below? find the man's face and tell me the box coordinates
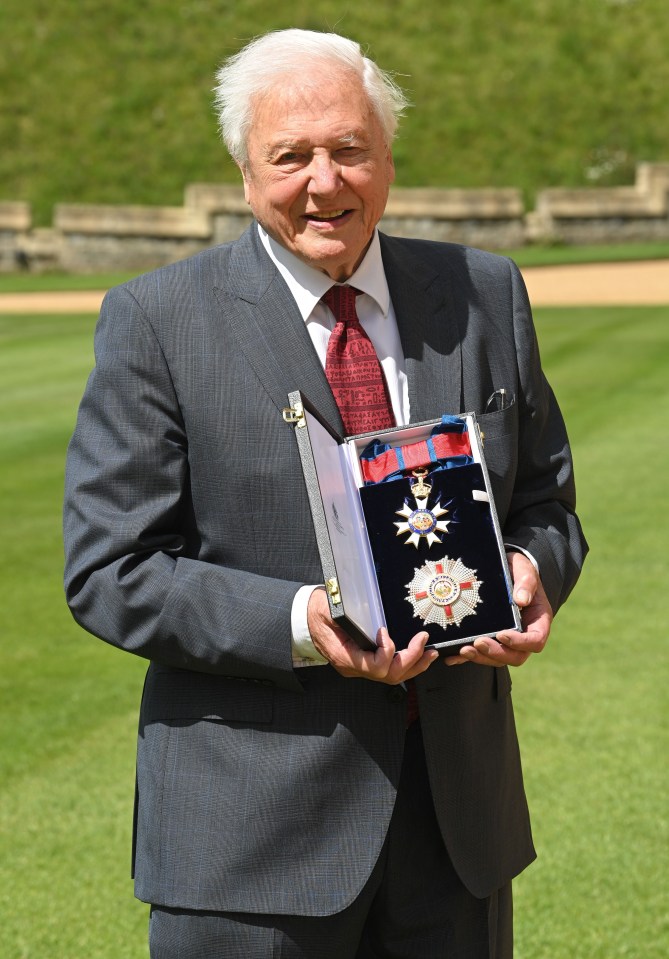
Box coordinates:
[240,68,395,281]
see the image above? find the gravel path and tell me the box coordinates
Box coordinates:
[0,260,667,313]
[521,259,669,306]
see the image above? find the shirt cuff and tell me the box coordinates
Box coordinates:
[291,584,329,667]
[504,544,540,573]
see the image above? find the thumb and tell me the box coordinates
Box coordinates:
[374,627,396,661]
[514,582,533,607]
[507,552,539,608]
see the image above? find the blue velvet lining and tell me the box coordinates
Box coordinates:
[358,463,516,650]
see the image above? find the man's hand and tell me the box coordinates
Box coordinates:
[307,587,439,683]
[445,551,553,668]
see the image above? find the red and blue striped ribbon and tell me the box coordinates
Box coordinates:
[359,416,472,485]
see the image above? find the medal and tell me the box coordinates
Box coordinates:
[394,469,450,548]
[406,556,482,629]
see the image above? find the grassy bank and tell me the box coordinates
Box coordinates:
[2,0,669,224]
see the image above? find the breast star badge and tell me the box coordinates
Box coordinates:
[406,556,482,629]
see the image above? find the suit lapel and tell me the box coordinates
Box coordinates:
[380,233,463,422]
[213,226,345,432]
[214,226,464,433]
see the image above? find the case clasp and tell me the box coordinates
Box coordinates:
[282,402,306,428]
[325,577,341,605]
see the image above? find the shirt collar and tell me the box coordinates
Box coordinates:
[257,224,390,321]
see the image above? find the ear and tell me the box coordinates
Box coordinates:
[386,147,396,185]
[238,163,252,205]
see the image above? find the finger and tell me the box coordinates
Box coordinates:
[367,627,398,675]
[320,627,438,683]
[389,630,430,670]
[385,631,438,683]
[497,600,552,652]
[443,655,468,666]
[404,629,432,657]
[496,625,548,654]
[476,637,530,666]
[336,627,399,681]
[315,626,383,677]
[390,646,440,682]
[447,639,530,668]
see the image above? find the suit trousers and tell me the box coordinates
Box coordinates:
[149,722,512,959]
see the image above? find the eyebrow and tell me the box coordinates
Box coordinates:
[264,131,365,158]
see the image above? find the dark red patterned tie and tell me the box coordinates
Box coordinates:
[322,285,418,725]
[323,285,395,436]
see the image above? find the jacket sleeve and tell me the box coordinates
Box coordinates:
[63,284,304,692]
[502,259,588,612]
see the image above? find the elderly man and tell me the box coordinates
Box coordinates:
[64,28,586,959]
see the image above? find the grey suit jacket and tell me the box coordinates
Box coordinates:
[64,224,587,914]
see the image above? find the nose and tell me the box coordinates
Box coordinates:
[307,154,342,197]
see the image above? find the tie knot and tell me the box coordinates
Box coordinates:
[322,285,360,326]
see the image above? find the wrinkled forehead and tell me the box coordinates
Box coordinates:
[247,66,374,139]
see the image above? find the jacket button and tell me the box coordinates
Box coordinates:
[387,688,405,704]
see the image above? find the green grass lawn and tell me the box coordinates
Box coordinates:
[0,313,149,958]
[512,306,669,957]
[1,306,667,957]
[0,273,141,294]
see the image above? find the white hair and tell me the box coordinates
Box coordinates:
[213,29,409,165]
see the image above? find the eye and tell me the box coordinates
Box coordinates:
[275,151,304,166]
[336,145,364,162]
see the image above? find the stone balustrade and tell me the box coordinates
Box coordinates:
[527,163,669,244]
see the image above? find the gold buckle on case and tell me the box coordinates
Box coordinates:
[325,577,341,605]
[282,403,306,427]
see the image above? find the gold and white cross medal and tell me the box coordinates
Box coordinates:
[394,468,450,548]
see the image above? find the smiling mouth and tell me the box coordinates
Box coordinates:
[304,210,351,223]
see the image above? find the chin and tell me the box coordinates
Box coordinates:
[300,241,360,277]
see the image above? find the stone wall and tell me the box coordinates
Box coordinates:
[2,162,668,273]
[0,202,31,272]
[53,203,212,272]
[527,163,669,245]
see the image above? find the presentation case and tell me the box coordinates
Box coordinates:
[283,390,522,654]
